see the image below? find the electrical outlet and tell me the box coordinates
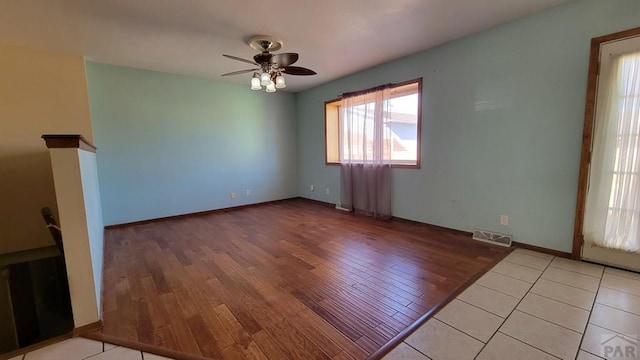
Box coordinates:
[500,214,509,226]
[310,184,315,191]
[230,192,236,199]
[246,189,251,196]
[325,188,330,195]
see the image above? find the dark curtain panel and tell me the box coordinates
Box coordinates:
[340,163,391,219]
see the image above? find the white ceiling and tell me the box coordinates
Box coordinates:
[0,0,572,92]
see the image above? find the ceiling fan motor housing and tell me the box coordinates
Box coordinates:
[248,36,283,52]
[254,53,276,65]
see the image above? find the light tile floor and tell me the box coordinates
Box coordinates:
[384,248,640,360]
[7,337,173,360]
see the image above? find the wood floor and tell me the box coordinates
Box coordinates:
[98,199,509,359]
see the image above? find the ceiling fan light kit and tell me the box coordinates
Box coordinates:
[250,75,262,90]
[222,35,317,93]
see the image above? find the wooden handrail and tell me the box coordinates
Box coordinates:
[41,134,96,153]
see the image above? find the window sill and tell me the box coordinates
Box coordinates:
[325,162,420,169]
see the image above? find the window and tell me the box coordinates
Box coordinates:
[325,78,422,168]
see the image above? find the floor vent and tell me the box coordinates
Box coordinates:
[472,229,512,247]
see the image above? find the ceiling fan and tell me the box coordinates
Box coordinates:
[222,35,317,92]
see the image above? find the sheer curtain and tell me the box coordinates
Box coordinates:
[340,85,392,219]
[584,51,640,253]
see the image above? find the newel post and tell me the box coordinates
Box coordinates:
[42,134,103,329]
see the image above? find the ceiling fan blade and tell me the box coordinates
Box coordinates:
[272,53,299,67]
[223,54,258,66]
[221,68,258,76]
[282,66,317,76]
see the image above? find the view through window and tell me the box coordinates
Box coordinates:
[325,78,421,167]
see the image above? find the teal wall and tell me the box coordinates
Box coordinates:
[86,63,298,226]
[296,0,640,252]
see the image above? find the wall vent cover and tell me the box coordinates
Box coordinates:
[472,229,512,247]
